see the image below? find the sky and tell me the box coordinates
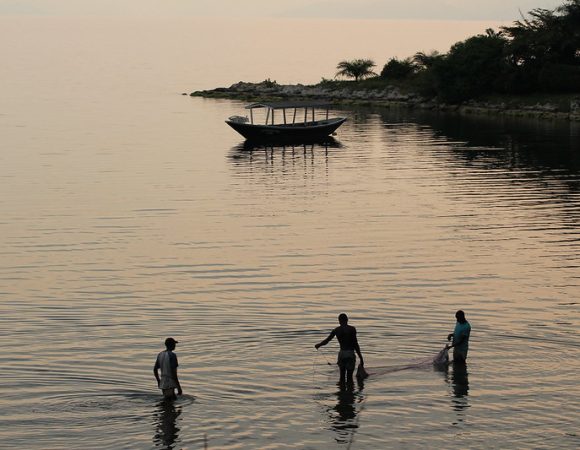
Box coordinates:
[0,0,564,20]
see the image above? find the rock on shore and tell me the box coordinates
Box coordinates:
[190,80,580,122]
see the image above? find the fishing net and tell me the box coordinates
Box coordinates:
[432,346,449,366]
[356,363,369,380]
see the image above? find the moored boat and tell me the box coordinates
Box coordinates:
[226,101,346,141]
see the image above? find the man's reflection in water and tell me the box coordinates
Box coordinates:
[153,398,182,449]
[326,379,365,444]
[451,362,469,400]
[448,361,470,425]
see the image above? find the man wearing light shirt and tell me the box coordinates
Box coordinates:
[154,337,183,399]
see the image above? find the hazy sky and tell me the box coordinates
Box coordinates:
[0,0,564,20]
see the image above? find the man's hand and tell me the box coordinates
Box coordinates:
[447,333,453,341]
[177,387,183,396]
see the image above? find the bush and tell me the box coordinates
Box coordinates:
[380,58,416,80]
[262,78,278,88]
[538,63,580,92]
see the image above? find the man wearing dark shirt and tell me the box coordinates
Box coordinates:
[447,310,471,363]
[315,313,364,385]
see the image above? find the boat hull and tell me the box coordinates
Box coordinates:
[226,118,346,141]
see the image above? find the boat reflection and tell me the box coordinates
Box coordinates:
[229,138,343,173]
[232,137,342,153]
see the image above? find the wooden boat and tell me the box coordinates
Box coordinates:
[226,101,346,141]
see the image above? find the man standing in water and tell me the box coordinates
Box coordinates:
[154,337,183,400]
[315,313,364,386]
[447,310,471,363]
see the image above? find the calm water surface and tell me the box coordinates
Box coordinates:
[0,17,579,449]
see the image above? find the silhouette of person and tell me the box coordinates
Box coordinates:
[447,310,471,363]
[154,337,183,400]
[315,313,364,386]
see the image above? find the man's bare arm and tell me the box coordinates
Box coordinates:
[353,330,364,365]
[172,367,183,395]
[315,330,336,349]
[153,360,161,387]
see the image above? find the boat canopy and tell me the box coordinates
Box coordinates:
[236,100,340,128]
[245,101,333,110]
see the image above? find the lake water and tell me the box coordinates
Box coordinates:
[0,16,579,449]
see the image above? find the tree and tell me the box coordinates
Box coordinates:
[380,58,416,79]
[412,51,442,71]
[335,59,377,81]
[431,32,509,102]
[503,1,580,67]
[500,0,580,91]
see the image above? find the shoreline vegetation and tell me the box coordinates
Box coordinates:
[190,80,580,122]
[190,0,580,122]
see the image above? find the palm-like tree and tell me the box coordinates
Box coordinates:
[335,59,377,81]
[412,51,442,70]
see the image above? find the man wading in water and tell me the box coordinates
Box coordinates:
[154,337,183,400]
[315,313,364,386]
[447,310,471,363]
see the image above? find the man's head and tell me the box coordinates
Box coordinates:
[455,310,466,323]
[338,313,348,325]
[165,337,178,350]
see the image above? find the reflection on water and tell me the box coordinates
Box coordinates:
[447,362,470,426]
[450,362,469,400]
[325,383,365,445]
[371,106,580,173]
[153,399,182,450]
[230,138,342,168]
[233,137,343,152]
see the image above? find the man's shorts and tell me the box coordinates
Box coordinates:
[337,350,356,371]
[162,388,177,399]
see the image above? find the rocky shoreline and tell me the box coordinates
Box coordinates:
[189,81,580,122]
